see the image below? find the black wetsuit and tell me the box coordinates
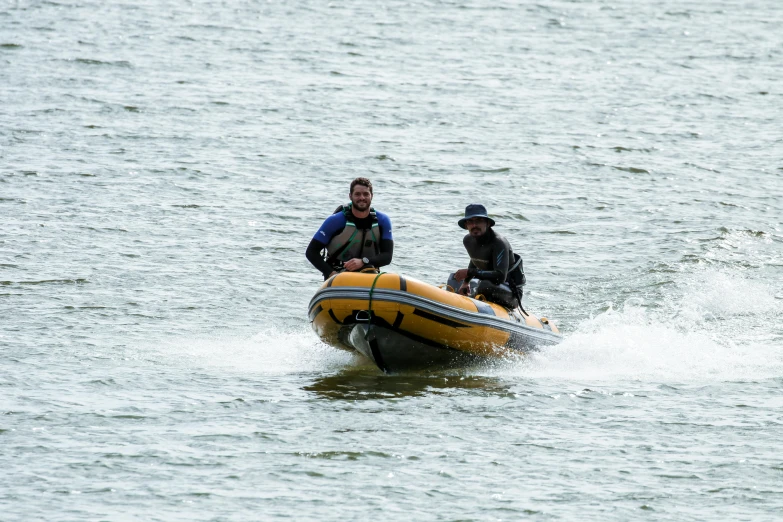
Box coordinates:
[460,228,519,308]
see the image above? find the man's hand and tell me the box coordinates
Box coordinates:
[458,282,471,295]
[343,258,365,271]
[327,271,337,279]
[454,268,470,281]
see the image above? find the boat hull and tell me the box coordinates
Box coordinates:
[343,322,485,372]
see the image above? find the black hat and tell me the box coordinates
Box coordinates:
[458,204,495,229]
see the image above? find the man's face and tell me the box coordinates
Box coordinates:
[350,184,373,211]
[466,217,488,237]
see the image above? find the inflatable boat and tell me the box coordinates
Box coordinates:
[308,272,562,372]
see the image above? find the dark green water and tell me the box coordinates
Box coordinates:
[2,0,782,519]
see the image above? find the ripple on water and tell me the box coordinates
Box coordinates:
[2,0,782,520]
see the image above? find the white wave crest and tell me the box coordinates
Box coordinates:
[518,268,782,382]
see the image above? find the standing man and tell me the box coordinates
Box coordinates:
[306,177,394,280]
[451,204,525,309]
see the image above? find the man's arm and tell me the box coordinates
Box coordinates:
[367,239,393,267]
[305,214,346,279]
[457,260,476,295]
[467,269,506,285]
[467,245,508,285]
[364,212,394,268]
[306,239,336,279]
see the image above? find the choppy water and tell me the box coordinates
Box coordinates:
[2,0,782,519]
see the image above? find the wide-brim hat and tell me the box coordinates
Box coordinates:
[458,203,495,229]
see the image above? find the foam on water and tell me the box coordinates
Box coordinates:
[511,267,782,383]
[147,326,365,375]
[676,269,779,322]
[518,312,780,382]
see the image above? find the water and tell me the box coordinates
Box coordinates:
[2,0,782,519]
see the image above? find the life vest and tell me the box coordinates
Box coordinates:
[324,203,381,269]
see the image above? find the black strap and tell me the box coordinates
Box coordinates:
[324,241,351,268]
[508,278,524,310]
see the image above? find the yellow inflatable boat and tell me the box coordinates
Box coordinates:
[308,272,561,372]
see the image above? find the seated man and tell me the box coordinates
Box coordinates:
[450,204,524,309]
[305,177,393,280]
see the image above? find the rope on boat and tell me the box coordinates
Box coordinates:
[367,271,385,320]
[366,272,389,373]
